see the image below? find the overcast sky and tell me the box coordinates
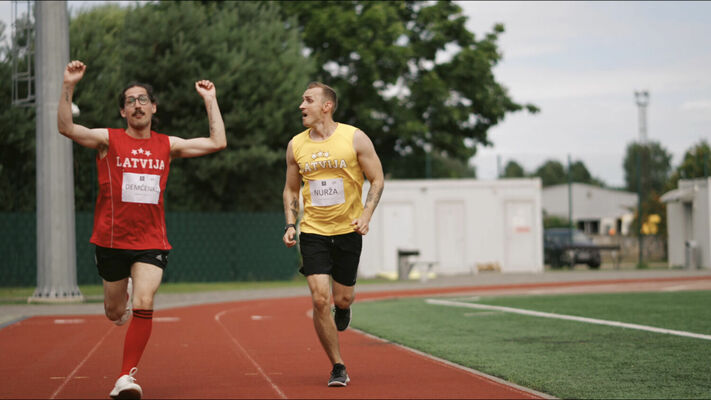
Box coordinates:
[460,1,711,187]
[2,1,710,188]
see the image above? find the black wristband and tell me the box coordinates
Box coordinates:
[284,223,296,232]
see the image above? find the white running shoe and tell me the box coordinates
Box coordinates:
[109,367,142,399]
[114,277,133,326]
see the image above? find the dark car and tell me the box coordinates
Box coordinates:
[544,228,601,269]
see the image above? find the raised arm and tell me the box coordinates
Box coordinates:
[169,80,227,159]
[352,129,384,235]
[57,60,109,151]
[282,139,302,248]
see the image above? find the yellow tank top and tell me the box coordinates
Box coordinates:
[292,123,364,236]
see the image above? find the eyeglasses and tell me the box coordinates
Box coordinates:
[125,94,150,106]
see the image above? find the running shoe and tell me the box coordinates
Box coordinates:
[115,277,133,326]
[334,306,351,331]
[327,363,350,387]
[109,367,142,399]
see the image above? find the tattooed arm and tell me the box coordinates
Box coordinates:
[283,139,302,247]
[170,80,227,159]
[352,129,384,236]
[57,60,109,152]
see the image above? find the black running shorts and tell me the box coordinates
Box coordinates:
[95,245,169,282]
[299,231,362,286]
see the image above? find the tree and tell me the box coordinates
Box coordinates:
[667,139,710,189]
[67,2,315,211]
[529,158,604,187]
[278,1,538,178]
[502,160,525,178]
[622,141,672,197]
[532,160,567,187]
[0,19,36,211]
[568,160,605,187]
[622,141,671,242]
[387,150,476,179]
[69,4,129,210]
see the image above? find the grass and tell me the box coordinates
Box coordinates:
[0,276,399,304]
[0,280,309,304]
[351,291,711,399]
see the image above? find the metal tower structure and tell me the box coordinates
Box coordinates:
[27,1,83,303]
[634,90,650,267]
[634,90,649,144]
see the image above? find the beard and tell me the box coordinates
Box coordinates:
[128,114,151,131]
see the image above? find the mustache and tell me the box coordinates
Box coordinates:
[132,110,145,116]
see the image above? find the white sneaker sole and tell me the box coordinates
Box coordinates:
[327,376,350,387]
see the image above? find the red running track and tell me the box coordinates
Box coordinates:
[0,293,543,399]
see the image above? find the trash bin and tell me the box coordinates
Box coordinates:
[685,240,698,269]
[397,248,420,280]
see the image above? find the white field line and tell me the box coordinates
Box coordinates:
[661,284,692,292]
[349,326,556,399]
[50,326,116,399]
[425,298,711,341]
[214,309,286,399]
[304,309,555,399]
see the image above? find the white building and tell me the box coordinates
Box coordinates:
[358,178,543,278]
[661,178,711,269]
[542,183,637,236]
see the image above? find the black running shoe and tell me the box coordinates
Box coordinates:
[327,363,350,387]
[334,306,351,331]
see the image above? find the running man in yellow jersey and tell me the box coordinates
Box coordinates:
[282,82,384,387]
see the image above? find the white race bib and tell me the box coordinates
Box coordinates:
[310,178,345,207]
[122,172,160,204]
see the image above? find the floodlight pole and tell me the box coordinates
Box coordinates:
[29,1,83,303]
[634,90,649,267]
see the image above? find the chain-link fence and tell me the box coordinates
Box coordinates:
[0,212,299,287]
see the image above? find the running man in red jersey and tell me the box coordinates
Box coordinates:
[57,60,226,399]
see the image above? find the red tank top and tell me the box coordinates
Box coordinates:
[90,128,172,250]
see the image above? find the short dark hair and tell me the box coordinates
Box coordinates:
[307,81,338,114]
[118,82,157,109]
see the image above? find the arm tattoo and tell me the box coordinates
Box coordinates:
[364,184,384,211]
[289,199,299,222]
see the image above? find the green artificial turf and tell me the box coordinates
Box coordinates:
[352,291,711,399]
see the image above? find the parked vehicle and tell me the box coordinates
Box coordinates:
[544,228,601,269]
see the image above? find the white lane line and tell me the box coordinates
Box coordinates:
[214,310,286,399]
[350,326,556,399]
[54,319,85,324]
[306,307,553,399]
[154,317,180,322]
[661,284,692,292]
[426,298,711,341]
[50,326,116,399]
